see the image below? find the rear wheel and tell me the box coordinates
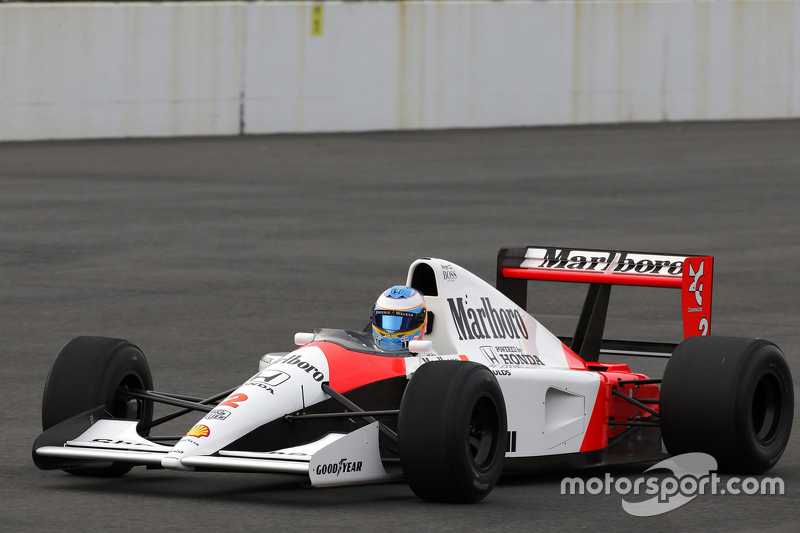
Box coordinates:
[42,336,154,476]
[660,336,793,474]
[398,361,507,503]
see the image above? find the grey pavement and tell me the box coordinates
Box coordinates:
[1,121,799,532]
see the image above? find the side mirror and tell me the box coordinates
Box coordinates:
[408,340,433,354]
[294,332,315,346]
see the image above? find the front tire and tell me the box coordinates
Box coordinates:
[660,336,793,474]
[42,336,154,476]
[398,361,507,503]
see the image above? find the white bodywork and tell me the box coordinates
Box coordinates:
[403,259,600,456]
[36,258,602,481]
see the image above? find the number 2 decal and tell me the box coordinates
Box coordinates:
[219,393,248,408]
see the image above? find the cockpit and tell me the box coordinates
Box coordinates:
[308,328,413,357]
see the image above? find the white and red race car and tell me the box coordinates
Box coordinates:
[33,247,794,502]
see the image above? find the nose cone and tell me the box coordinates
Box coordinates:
[161,345,331,469]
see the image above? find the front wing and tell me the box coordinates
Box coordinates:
[34,415,400,487]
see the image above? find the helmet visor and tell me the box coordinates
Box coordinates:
[372,311,425,333]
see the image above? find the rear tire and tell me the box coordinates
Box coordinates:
[660,336,793,474]
[42,336,154,476]
[398,361,507,503]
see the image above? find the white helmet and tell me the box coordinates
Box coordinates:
[371,286,427,351]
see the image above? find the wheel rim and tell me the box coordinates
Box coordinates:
[752,372,783,445]
[113,374,146,419]
[468,395,499,471]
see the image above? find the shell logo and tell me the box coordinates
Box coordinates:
[186,425,211,438]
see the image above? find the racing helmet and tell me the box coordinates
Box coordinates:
[372,286,427,351]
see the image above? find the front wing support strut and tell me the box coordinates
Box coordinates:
[123,388,238,430]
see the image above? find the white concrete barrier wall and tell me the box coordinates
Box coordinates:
[1,1,799,141]
[0,2,245,140]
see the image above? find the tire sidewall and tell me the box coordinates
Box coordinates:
[42,337,153,430]
[446,371,506,494]
[733,344,794,473]
[660,336,793,474]
[399,361,507,503]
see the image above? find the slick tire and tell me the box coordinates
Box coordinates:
[42,336,154,477]
[398,361,507,503]
[660,336,793,474]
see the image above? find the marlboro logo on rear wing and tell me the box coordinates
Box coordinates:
[496,247,714,361]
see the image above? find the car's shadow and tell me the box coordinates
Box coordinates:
[38,469,418,507]
[36,460,666,508]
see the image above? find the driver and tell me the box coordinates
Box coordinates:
[371,286,427,351]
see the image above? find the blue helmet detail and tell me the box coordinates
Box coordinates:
[384,286,419,300]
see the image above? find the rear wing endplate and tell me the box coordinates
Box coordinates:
[497,247,714,361]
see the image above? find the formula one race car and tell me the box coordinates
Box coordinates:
[33,247,794,502]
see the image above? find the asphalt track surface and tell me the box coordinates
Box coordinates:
[2,121,799,532]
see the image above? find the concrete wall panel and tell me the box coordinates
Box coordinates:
[1,1,798,141]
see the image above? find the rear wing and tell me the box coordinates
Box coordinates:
[496,247,714,361]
